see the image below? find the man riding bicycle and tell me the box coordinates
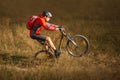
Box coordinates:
[28,11,61,58]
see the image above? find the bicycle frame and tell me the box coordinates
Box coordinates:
[38,28,71,54]
[42,27,77,53]
[58,29,73,51]
[34,26,89,58]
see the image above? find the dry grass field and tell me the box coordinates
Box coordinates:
[0,0,120,80]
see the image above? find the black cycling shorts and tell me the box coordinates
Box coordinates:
[31,34,46,45]
[37,35,47,45]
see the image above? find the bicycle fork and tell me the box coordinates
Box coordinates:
[67,34,77,46]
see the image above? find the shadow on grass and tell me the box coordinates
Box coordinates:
[0,52,55,68]
[0,52,30,67]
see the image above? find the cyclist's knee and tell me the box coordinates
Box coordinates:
[46,36,51,41]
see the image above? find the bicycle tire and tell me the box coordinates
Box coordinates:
[31,50,54,66]
[66,35,90,57]
[34,50,53,59]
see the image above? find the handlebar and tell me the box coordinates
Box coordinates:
[58,26,66,36]
[57,26,64,30]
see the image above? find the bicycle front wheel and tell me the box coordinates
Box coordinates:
[66,35,90,57]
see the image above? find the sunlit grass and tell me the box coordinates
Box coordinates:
[0,18,119,80]
[0,0,120,79]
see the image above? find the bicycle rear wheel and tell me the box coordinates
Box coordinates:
[34,50,53,59]
[66,35,90,57]
[32,50,54,66]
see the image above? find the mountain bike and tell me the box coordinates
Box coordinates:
[34,26,90,59]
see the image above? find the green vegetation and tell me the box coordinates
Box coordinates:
[0,0,120,80]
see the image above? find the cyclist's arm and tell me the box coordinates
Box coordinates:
[46,23,60,30]
[40,19,58,31]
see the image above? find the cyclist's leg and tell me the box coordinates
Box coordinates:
[44,44,53,57]
[46,37,61,57]
[36,35,55,57]
[33,34,56,51]
[45,44,48,50]
[46,36,56,50]
[32,34,61,57]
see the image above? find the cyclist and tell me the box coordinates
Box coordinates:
[29,11,61,58]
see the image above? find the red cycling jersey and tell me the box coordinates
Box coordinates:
[30,14,57,37]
